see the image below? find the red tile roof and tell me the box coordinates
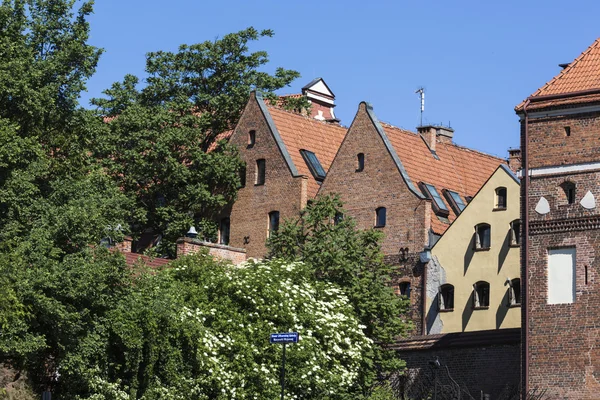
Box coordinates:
[267,106,347,197]
[516,38,600,111]
[381,123,505,234]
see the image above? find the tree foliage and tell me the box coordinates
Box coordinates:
[91,27,301,256]
[268,194,412,390]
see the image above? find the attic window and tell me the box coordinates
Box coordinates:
[421,183,449,215]
[495,187,507,209]
[255,159,266,185]
[375,207,386,228]
[248,130,256,147]
[474,223,491,250]
[564,126,571,137]
[444,190,466,215]
[300,149,326,182]
[356,153,365,172]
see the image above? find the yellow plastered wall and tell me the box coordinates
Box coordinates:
[429,166,521,333]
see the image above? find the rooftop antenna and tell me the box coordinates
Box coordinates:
[415,87,425,126]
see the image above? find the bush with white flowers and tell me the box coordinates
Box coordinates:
[78,253,373,399]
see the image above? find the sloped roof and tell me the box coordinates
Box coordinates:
[380,123,505,234]
[516,38,600,111]
[266,105,347,197]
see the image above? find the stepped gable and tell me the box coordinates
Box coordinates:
[266,105,347,197]
[381,123,504,234]
[516,38,600,111]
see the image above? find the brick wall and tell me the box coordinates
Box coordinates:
[525,111,600,398]
[176,237,246,265]
[394,329,521,399]
[228,94,308,258]
[319,103,431,334]
[527,111,600,169]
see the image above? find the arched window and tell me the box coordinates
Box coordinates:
[510,220,521,246]
[356,153,365,172]
[560,181,576,204]
[248,130,256,147]
[508,278,521,306]
[375,207,386,227]
[438,284,454,311]
[473,281,490,308]
[474,223,491,250]
[268,211,280,238]
[495,187,507,209]
[255,159,266,185]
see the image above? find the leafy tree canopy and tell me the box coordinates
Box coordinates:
[268,194,412,390]
[91,27,302,256]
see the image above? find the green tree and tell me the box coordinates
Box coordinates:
[268,194,412,394]
[91,27,302,256]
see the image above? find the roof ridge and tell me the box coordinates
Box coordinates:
[266,105,347,129]
[532,38,600,98]
[381,122,505,162]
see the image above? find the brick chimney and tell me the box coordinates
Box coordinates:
[302,78,339,123]
[417,125,454,152]
[508,148,521,172]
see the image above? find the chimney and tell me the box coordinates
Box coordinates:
[417,125,455,152]
[301,78,339,123]
[508,148,522,172]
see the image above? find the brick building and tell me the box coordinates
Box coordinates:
[221,79,346,258]
[517,38,600,398]
[318,102,504,334]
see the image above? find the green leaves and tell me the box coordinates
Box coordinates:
[268,194,412,394]
[91,27,301,256]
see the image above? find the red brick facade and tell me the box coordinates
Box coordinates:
[523,111,600,398]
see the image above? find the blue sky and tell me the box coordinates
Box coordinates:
[82,0,600,158]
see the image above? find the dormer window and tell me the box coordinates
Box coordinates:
[300,149,326,182]
[248,130,256,147]
[356,153,365,172]
[444,190,466,215]
[421,183,449,215]
[474,223,491,250]
[495,187,507,209]
[375,207,386,228]
[561,181,575,204]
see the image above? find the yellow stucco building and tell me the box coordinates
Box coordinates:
[425,165,521,333]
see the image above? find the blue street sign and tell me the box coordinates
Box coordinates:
[270,332,299,344]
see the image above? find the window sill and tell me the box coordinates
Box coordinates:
[473,306,489,310]
[508,303,521,308]
[254,183,265,187]
[439,308,454,313]
[509,243,520,248]
[374,225,386,229]
[493,207,507,211]
[355,169,364,173]
[473,247,490,252]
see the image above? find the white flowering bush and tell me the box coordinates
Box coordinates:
[75,253,373,399]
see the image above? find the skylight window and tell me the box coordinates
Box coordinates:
[421,183,449,215]
[444,190,466,215]
[300,149,326,182]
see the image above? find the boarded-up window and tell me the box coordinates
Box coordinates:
[548,248,576,304]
